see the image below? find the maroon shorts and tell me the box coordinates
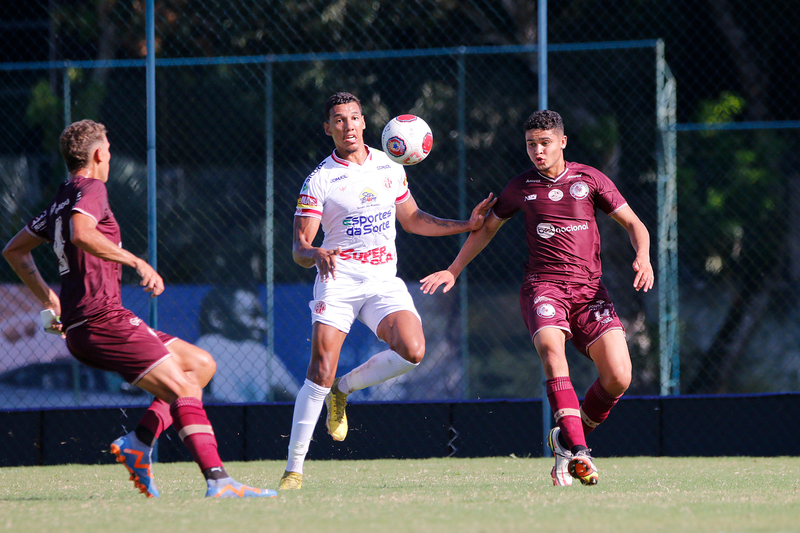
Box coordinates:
[519,279,625,358]
[65,309,177,384]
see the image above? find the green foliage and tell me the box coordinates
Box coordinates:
[677,92,787,281]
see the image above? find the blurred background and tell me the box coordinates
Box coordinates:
[1,0,799,410]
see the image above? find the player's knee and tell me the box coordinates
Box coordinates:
[198,351,216,377]
[306,356,338,385]
[603,371,631,397]
[395,340,425,365]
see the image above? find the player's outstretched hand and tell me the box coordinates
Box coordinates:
[135,259,165,297]
[314,246,341,282]
[420,269,457,294]
[632,256,654,292]
[468,193,497,231]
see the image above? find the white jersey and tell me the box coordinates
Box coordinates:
[295,146,410,281]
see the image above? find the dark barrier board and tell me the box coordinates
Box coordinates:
[3,393,798,467]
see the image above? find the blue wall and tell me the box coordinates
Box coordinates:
[122,283,382,383]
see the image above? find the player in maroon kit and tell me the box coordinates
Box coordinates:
[2,119,276,499]
[421,110,654,486]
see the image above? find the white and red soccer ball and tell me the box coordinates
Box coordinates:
[381,115,433,165]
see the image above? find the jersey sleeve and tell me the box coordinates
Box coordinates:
[491,177,522,220]
[395,170,410,204]
[592,171,628,215]
[72,179,109,223]
[25,208,50,241]
[295,172,325,219]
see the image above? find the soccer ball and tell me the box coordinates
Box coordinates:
[381,115,433,165]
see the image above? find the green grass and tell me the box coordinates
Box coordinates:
[1,456,799,533]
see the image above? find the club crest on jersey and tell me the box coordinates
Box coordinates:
[536,303,557,318]
[360,188,378,205]
[314,301,326,314]
[548,189,564,201]
[570,181,590,200]
[384,177,392,189]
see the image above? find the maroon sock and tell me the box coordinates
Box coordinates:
[169,397,223,472]
[546,376,586,449]
[135,398,173,446]
[580,378,621,436]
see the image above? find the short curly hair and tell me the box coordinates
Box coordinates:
[59,119,107,173]
[324,92,362,121]
[523,110,564,135]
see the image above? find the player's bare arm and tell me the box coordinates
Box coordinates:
[3,228,62,317]
[292,215,340,281]
[70,212,164,296]
[397,192,496,236]
[420,212,506,294]
[610,205,654,293]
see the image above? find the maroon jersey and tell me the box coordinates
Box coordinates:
[26,176,124,327]
[492,162,628,281]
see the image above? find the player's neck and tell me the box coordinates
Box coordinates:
[334,145,369,166]
[70,165,106,182]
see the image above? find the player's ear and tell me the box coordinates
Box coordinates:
[92,144,105,163]
[323,121,331,137]
[561,135,568,149]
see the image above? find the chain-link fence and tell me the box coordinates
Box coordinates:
[1,1,798,412]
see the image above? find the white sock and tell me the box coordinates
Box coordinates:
[285,379,329,474]
[338,350,419,394]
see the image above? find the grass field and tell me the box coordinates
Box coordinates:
[1,456,799,533]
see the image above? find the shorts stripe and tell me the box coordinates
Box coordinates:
[131,354,173,385]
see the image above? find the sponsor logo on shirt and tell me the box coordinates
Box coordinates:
[548,189,564,201]
[360,188,378,205]
[50,197,71,215]
[525,194,537,201]
[533,296,553,304]
[570,181,590,200]
[308,162,324,179]
[526,179,541,183]
[339,245,395,265]
[31,213,46,232]
[331,174,349,183]
[297,194,318,208]
[377,165,391,170]
[130,317,142,326]
[342,209,393,236]
[536,303,557,318]
[536,222,589,239]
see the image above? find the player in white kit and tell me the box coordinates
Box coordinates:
[278,92,496,489]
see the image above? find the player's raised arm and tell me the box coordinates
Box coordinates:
[396,192,495,236]
[70,212,164,296]
[420,211,506,294]
[609,205,654,292]
[292,215,340,281]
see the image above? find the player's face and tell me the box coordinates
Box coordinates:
[324,102,366,159]
[526,128,567,177]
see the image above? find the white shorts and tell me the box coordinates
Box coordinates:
[309,275,421,335]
